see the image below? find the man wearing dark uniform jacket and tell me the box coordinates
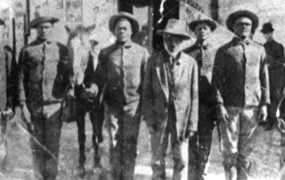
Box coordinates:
[18,16,72,180]
[212,10,270,180]
[260,22,285,130]
[184,14,218,180]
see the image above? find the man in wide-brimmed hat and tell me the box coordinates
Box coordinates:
[18,16,72,180]
[212,10,269,180]
[84,11,149,180]
[29,16,59,29]
[260,22,285,131]
[142,18,198,180]
[184,14,218,180]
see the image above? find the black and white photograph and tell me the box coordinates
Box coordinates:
[0,0,285,179]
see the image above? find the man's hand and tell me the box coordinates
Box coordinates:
[66,87,75,100]
[182,130,196,141]
[217,105,229,123]
[2,108,14,121]
[187,131,196,138]
[147,125,156,135]
[81,84,99,102]
[258,105,267,122]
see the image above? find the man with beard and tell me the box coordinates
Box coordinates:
[212,10,270,180]
[184,15,217,180]
[142,18,198,180]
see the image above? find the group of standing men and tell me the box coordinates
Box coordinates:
[0,7,284,180]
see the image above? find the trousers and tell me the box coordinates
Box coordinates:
[104,104,140,180]
[188,105,215,180]
[219,106,262,180]
[30,103,63,180]
[150,103,189,180]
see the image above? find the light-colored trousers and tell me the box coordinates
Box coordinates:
[150,105,189,180]
[219,106,262,180]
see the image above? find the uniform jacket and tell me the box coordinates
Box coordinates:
[264,38,285,70]
[184,41,217,108]
[212,37,270,107]
[142,50,199,140]
[0,46,17,111]
[264,38,285,89]
[18,39,72,114]
[85,41,149,116]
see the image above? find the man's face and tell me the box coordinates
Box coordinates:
[194,23,212,41]
[114,18,132,43]
[262,32,273,41]
[163,33,184,56]
[36,22,53,40]
[233,17,252,38]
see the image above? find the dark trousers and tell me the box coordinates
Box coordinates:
[105,105,141,180]
[188,105,215,180]
[267,67,285,128]
[30,103,63,180]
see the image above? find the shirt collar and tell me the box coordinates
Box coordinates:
[115,40,133,49]
[195,40,212,50]
[162,49,181,64]
[266,36,274,43]
[36,37,52,44]
[232,36,252,46]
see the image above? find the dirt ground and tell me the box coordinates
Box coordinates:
[0,107,282,180]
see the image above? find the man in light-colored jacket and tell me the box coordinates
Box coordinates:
[142,18,198,180]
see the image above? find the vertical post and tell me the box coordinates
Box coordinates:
[24,0,30,45]
[147,0,153,54]
[211,0,219,22]
[118,0,133,13]
[152,0,179,52]
[12,18,16,57]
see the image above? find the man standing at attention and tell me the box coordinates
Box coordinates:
[212,10,270,180]
[184,15,217,180]
[85,12,149,180]
[18,16,72,180]
[260,22,285,130]
[142,18,198,180]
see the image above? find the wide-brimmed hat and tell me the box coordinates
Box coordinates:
[226,10,259,32]
[30,16,59,29]
[157,18,191,39]
[189,14,217,31]
[261,22,274,33]
[109,12,139,36]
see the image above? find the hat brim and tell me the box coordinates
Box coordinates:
[109,12,139,36]
[157,29,191,39]
[30,17,60,29]
[189,20,217,31]
[260,28,274,33]
[226,10,259,32]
